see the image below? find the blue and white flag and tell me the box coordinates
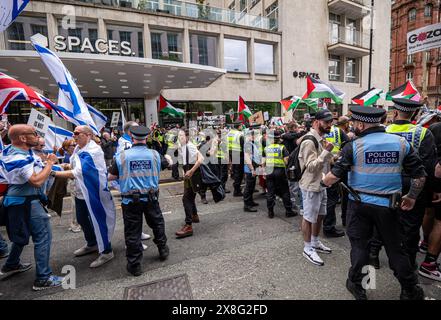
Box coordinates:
[70,140,116,253]
[88,104,107,132]
[45,124,73,151]
[0,0,30,33]
[30,36,100,135]
[0,145,36,184]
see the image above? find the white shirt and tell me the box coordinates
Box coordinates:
[180,142,198,165]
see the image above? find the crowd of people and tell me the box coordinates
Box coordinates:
[0,99,440,300]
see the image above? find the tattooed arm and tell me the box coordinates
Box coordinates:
[407,176,426,200]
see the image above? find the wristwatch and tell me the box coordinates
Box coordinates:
[50,171,56,177]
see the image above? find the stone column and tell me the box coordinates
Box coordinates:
[249,36,255,77]
[183,22,190,63]
[143,22,152,58]
[145,96,159,127]
[46,13,58,50]
[218,32,224,68]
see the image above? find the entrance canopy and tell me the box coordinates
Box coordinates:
[0,50,225,98]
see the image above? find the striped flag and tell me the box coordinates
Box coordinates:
[45,125,73,151]
[87,104,107,132]
[159,95,184,117]
[352,88,383,106]
[31,36,100,135]
[0,0,30,32]
[238,96,252,121]
[281,96,319,112]
[70,140,116,253]
[302,76,345,104]
[385,80,419,101]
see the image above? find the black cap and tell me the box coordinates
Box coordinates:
[268,130,282,139]
[130,125,150,140]
[313,109,334,121]
[392,98,423,113]
[349,106,386,123]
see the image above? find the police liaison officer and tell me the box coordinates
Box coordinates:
[108,126,172,277]
[369,99,439,270]
[322,106,427,300]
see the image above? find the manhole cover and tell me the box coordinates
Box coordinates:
[124,274,193,300]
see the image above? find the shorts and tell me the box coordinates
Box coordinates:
[301,188,327,224]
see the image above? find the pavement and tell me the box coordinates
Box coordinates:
[1,173,441,300]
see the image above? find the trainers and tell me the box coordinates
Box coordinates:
[346,278,367,300]
[303,248,324,266]
[32,275,64,291]
[0,263,32,280]
[419,262,441,281]
[89,251,114,268]
[68,223,82,233]
[418,240,428,254]
[74,245,98,257]
[176,225,193,238]
[141,232,151,241]
[313,241,332,254]
[158,245,169,261]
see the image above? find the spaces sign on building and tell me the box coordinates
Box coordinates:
[407,22,441,55]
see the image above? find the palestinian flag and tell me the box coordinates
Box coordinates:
[159,95,184,117]
[352,88,383,106]
[385,81,419,101]
[238,96,252,121]
[302,77,345,104]
[281,96,302,111]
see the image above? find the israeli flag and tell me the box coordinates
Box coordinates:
[88,104,107,132]
[45,124,73,151]
[70,140,116,253]
[0,0,30,33]
[30,36,100,135]
[0,145,34,184]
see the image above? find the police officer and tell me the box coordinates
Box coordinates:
[243,126,262,212]
[212,129,229,192]
[323,106,426,300]
[228,122,244,196]
[369,98,438,270]
[263,130,296,218]
[108,126,171,277]
[323,118,349,238]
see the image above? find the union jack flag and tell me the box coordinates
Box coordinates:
[0,72,67,119]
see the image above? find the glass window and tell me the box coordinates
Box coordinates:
[425,4,433,17]
[224,38,248,72]
[408,8,417,21]
[5,16,47,50]
[254,42,274,74]
[406,71,413,81]
[106,24,144,57]
[251,0,260,8]
[240,0,247,12]
[150,30,183,62]
[328,54,341,81]
[190,34,217,67]
[68,28,82,52]
[346,57,359,83]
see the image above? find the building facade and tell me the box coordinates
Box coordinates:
[391,0,441,107]
[0,0,391,127]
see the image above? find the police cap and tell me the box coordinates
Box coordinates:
[392,98,423,113]
[130,125,150,140]
[349,106,386,123]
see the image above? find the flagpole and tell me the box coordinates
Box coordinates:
[368,0,374,90]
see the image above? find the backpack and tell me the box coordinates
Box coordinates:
[287,135,319,182]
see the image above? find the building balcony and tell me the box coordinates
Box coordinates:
[328,0,371,19]
[75,0,278,31]
[403,61,415,69]
[328,26,370,57]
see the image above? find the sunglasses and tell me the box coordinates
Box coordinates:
[73,132,84,136]
[24,131,38,137]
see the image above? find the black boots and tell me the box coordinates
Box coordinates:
[400,285,425,300]
[346,279,367,300]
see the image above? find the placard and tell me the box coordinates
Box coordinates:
[110,112,120,127]
[27,109,51,138]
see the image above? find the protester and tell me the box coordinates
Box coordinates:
[101,132,115,167]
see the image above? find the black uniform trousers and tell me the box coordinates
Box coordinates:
[266,168,292,211]
[369,199,425,267]
[323,183,340,232]
[347,200,418,288]
[121,200,167,267]
[232,164,244,194]
[171,163,180,179]
[243,172,257,207]
[212,162,228,189]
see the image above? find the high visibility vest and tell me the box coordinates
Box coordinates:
[386,123,427,151]
[324,126,342,154]
[264,144,286,168]
[165,132,177,149]
[227,129,242,152]
[348,132,409,208]
[216,142,227,159]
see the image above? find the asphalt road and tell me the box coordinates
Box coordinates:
[1,179,440,300]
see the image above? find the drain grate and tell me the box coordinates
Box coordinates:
[124,274,193,300]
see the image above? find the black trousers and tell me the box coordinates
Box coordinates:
[266,168,291,211]
[243,173,257,206]
[346,200,418,288]
[369,200,425,267]
[183,181,197,225]
[212,163,228,189]
[121,200,167,267]
[232,164,244,194]
[171,163,180,179]
[323,183,340,232]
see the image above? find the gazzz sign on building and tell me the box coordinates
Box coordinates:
[407,22,441,55]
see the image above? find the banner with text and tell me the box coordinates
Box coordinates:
[27,108,51,138]
[407,22,441,55]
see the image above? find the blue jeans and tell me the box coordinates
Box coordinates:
[0,232,8,255]
[75,198,112,253]
[4,201,52,281]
